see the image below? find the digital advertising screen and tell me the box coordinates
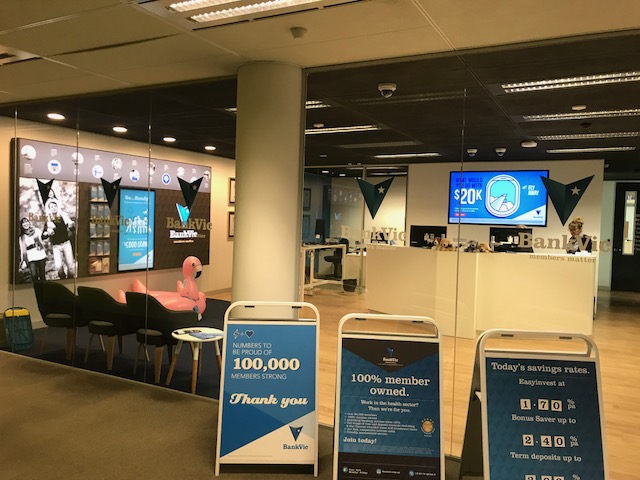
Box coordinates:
[448,170,549,226]
[118,188,155,272]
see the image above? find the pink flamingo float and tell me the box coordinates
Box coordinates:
[117,256,207,319]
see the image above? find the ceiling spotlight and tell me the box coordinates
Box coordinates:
[572,104,587,111]
[467,148,478,157]
[521,140,537,148]
[163,136,177,143]
[495,147,506,156]
[47,113,65,121]
[313,122,325,128]
[204,145,216,151]
[113,126,128,133]
[378,82,397,98]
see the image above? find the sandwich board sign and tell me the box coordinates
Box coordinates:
[459,329,608,480]
[215,301,319,476]
[333,313,443,479]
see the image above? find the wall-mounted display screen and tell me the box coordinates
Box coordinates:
[118,189,155,272]
[448,170,549,226]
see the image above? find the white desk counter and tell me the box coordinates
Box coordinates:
[365,246,596,338]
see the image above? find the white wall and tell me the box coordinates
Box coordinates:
[407,160,605,252]
[1,117,235,324]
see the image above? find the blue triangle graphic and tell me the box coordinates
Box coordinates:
[290,425,303,441]
[176,203,190,224]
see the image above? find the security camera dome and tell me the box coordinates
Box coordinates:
[378,82,397,98]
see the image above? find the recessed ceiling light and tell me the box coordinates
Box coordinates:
[113,126,128,133]
[537,132,640,140]
[47,113,65,121]
[547,146,636,153]
[340,141,421,149]
[186,0,330,23]
[339,173,346,177]
[502,71,640,93]
[571,105,587,111]
[373,153,440,159]
[319,154,327,158]
[321,170,329,174]
[163,136,177,143]
[313,123,325,128]
[523,109,640,121]
[466,148,478,157]
[521,140,538,148]
[305,125,380,135]
[204,145,216,151]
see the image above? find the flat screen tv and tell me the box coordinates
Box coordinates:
[448,170,548,226]
[410,225,448,248]
[118,188,155,272]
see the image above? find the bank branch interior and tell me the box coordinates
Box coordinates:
[1,2,640,479]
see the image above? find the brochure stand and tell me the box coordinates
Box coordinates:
[459,329,608,480]
[215,301,319,476]
[333,313,443,479]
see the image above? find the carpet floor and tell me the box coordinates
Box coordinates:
[1,351,463,479]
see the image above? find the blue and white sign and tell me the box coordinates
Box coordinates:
[217,317,318,471]
[448,170,549,226]
[117,188,155,271]
[334,314,442,480]
[483,354,606,480]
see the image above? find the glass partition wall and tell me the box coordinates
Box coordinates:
[3,43,638,477]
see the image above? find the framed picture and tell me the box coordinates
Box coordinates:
[228,211,235,238]
[229,178,236,205]
[303,188,311,211]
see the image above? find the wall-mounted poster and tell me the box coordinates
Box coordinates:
[229,178,235,205]
[11,137,212,281]
[118,189,155,272]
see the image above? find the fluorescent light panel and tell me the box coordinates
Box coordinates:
[547,146,636,153]
[225,99,330,113]
[305,125,380,135]
[187,0,323,23]
[354,91,464,105]
[373,152,440,159]
[502,71,640,93]
[340,141,421,149]
[523,109,640,121]
[537,132,640,141]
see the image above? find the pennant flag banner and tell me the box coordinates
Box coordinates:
[100,177,122,208]
[178,176,203,210]
[357,177,394,219]
[36,179,55,206]
[541,175,594,225]
[176,176,203,225]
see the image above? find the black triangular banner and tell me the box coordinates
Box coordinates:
[36,179,55,207]
[541,175,594,225]
[357,178,394,219]
[178,176,203,211]
[100,177,122,208]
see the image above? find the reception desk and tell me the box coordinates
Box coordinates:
[365,246,596,338]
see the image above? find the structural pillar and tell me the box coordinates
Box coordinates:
[231,62,305,302]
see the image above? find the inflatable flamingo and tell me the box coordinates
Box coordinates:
[118,256,207,319]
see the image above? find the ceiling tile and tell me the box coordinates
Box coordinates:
[104,55,243,85]
[0,4,183,57]
[416,0,640,50]
[52,35,234,75]
[0,0,127,32]
[195,0,447,61]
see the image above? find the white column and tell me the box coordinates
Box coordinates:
[232,62,305,302]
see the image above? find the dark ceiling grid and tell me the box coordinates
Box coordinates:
[2,31,640,177]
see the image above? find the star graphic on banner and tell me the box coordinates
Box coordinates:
[193,185,198,191]
[571,186,581,195]
[378,186,385,194]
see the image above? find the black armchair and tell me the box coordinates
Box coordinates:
[33,280,86,360]
[78,286,137,371]
[323,237,349,279]
[125,292,198,383]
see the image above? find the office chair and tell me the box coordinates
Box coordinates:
[323,237,349,279]
[78,286,137,371]
[125,292,198,383]
[33,280,86,360]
